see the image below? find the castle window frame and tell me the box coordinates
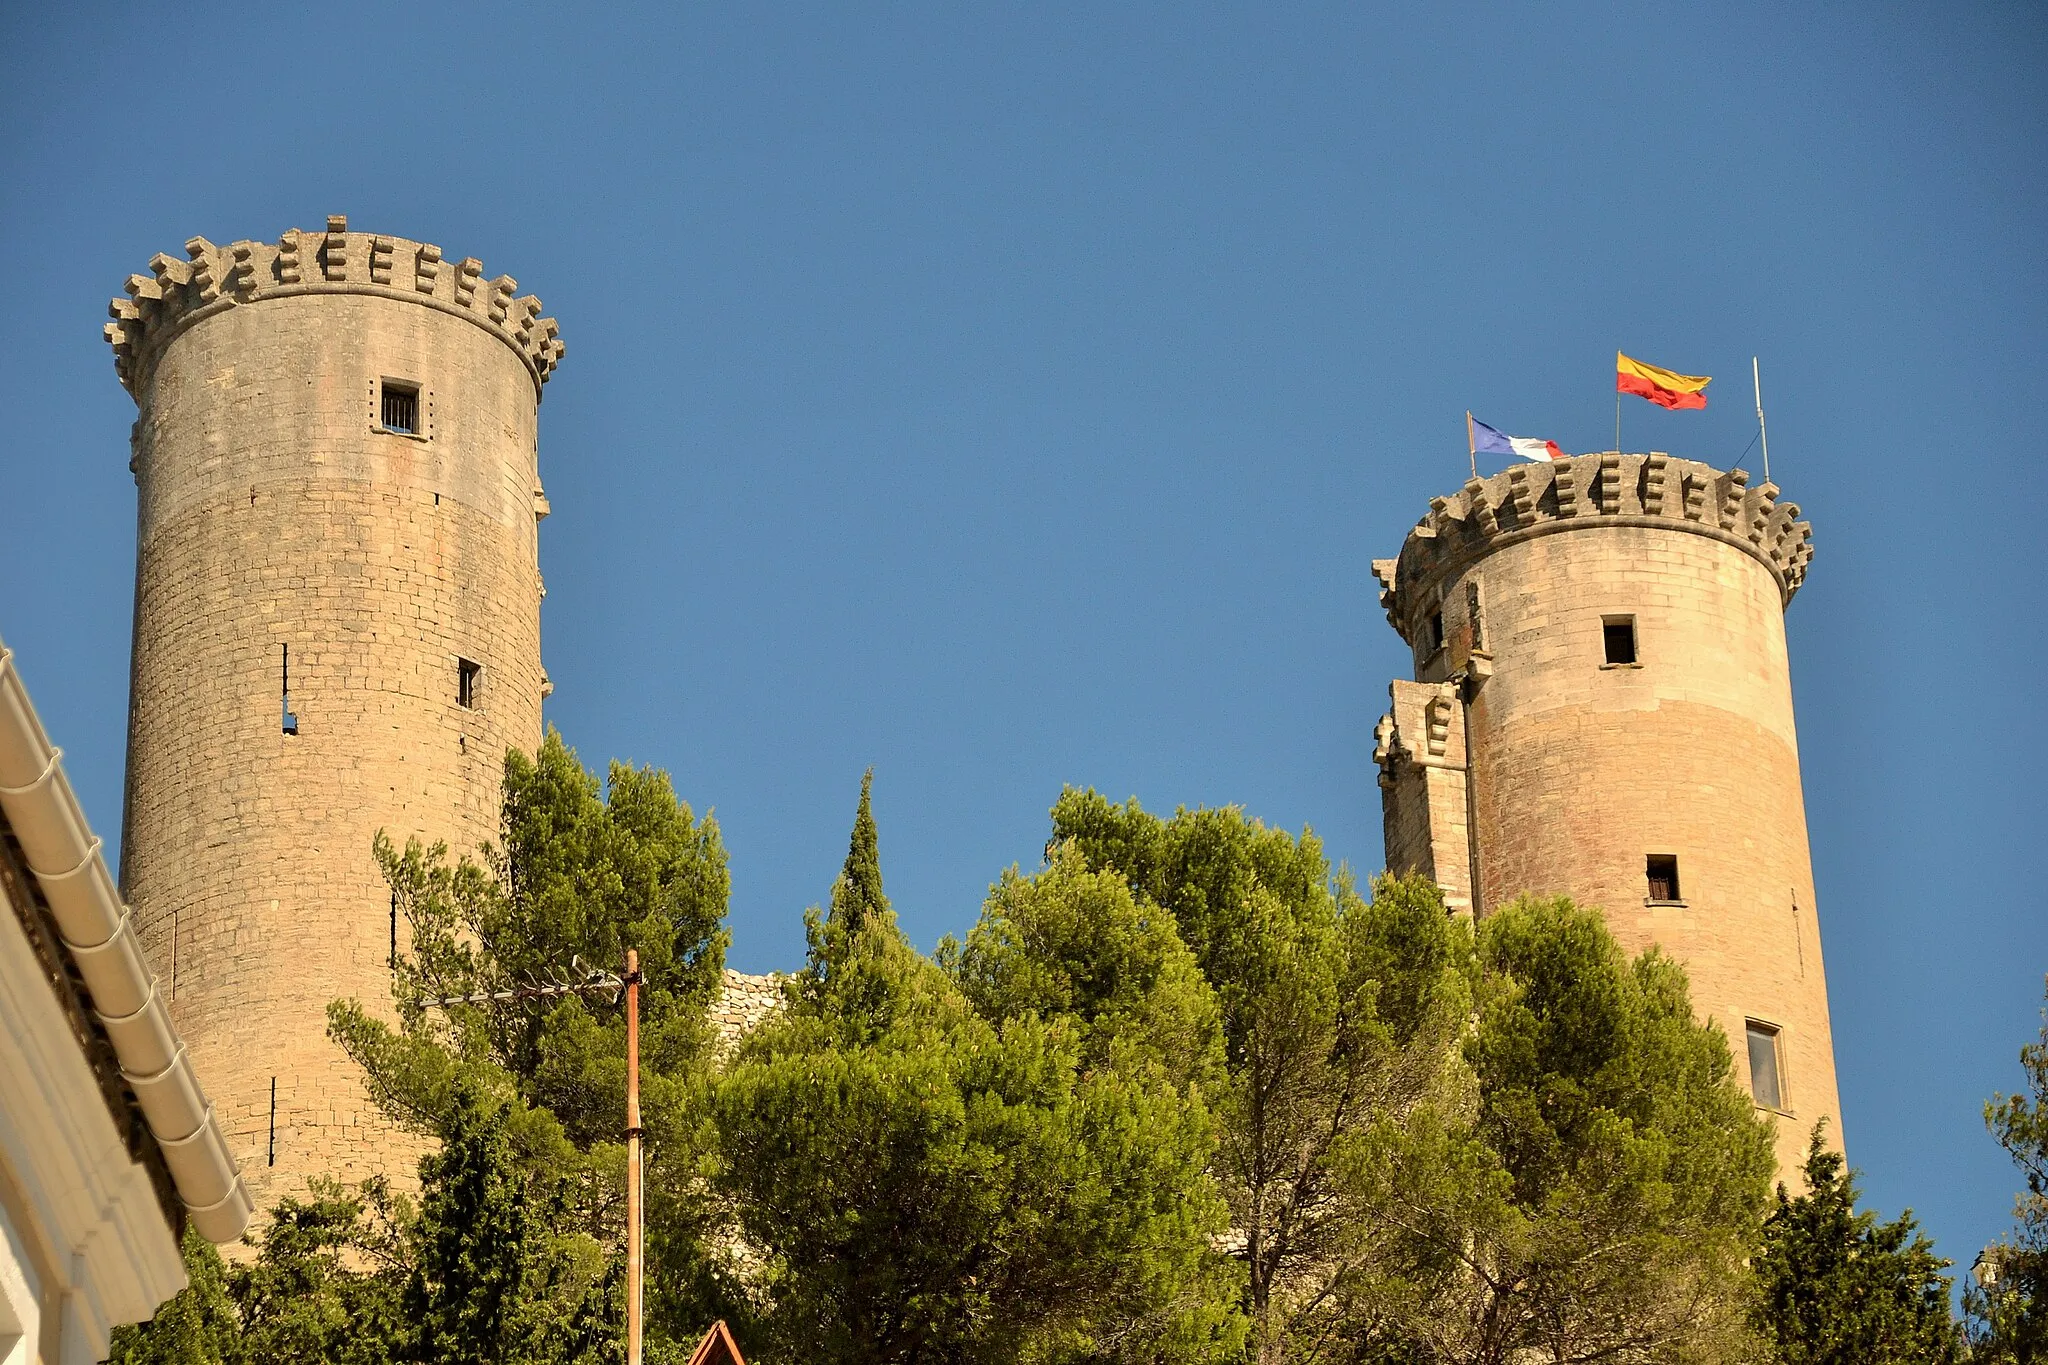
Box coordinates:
[1645,853,1682,904]
[376,378,430,440]
[1423,608,1445,658]
[457,657,482,710]
[1601,615,1639,667]
[1746,1019,1787,1112]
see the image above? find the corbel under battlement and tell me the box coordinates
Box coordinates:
[102,215,566,403]
[1377,451,1815,643]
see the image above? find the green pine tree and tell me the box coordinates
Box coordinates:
[327,730,732,1357]
[1968,974,2048,1361]
[1753,1121,1961,1364]
[707,784,1242,1363]
[1048,790,1476,1365]
[105,1227,241,1365]
[407,1083,540,1364]
[1431,894,1778,1364]
[233,1183,407,1363]
[1052,789,1777,1365]
[949,839,1225,1094]
[119,734,721,1364]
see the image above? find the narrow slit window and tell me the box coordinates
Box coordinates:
[281,644,298,735]
[380,381,419,434]
[1746,1021,1783,1110]
[457,657,482,709]
[1603,616,1638,665]
[1646,854,1680,902]
[1425,609,1445,656]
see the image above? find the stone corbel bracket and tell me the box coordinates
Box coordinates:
[103,215,566,403]
[1380,452,1815,646]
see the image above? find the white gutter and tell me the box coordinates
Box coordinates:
[0,638,252,1244]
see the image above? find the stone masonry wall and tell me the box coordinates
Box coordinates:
[710,969,785,1054]
[113,224,556,1208]
[1374,679,1473,918]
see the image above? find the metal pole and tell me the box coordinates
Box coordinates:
[1752,356,1771,484]
[625,948,643,1365]
[1466,410,1478,480]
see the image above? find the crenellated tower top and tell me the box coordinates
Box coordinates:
[1371,451,1814,648]
[102,215,566,401]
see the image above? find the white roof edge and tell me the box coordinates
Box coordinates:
[0,638,253,1244]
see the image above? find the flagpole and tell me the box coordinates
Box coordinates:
[1466,411,1478,479]
[1752,356,1771,484]
[1613,349,1622,456]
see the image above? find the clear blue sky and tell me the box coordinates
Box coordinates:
[3,0,2042,1282]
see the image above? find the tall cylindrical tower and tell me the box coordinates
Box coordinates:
[103,217,564,1204]
[1371,451,1837,1178]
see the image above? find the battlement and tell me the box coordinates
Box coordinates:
[1373,451,1814,644]
[102,216,565,401]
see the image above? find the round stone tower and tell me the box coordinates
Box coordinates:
[103,217,564,1204]
[1370,450,1837,1178]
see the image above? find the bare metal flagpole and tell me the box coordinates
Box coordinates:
[1614,351,1622,457]
[1466,410,1478,479]
[1752,356,1771,484]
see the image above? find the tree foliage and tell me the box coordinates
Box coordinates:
[1047,790,1475,1364]
[106,1226,240,1365]
[1752,1120,1960,1364]
[115,759,1844,1365]
[326,729,728,1358]
[330,729,728,1154]
[1390,893,1776,1364]
[108,1084,622,1365]
[1969,974,2048,1361]
[949,840,1224,1093]
[705,780,1244,1363]
[1052,791,1778,1365]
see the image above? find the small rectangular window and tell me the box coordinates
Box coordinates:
[281,643,298,735]
[380,381,419,434]
[1646,854,1680,902]
[1603,616,1638,665]
[1747,1021,1783,1110]
[1424,609,1445,656]
[457,657,481,709]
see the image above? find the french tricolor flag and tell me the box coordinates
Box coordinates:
[1469,414,1566,463]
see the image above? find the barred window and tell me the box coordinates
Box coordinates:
[380,381,419,434]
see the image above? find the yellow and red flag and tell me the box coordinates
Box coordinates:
[1616,352,1711,410]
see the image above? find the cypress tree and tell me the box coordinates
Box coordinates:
[792,770,903,1024]
[406,1084,535,1365]
[1754,1122,1961,1364]
[835,768,888,935]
